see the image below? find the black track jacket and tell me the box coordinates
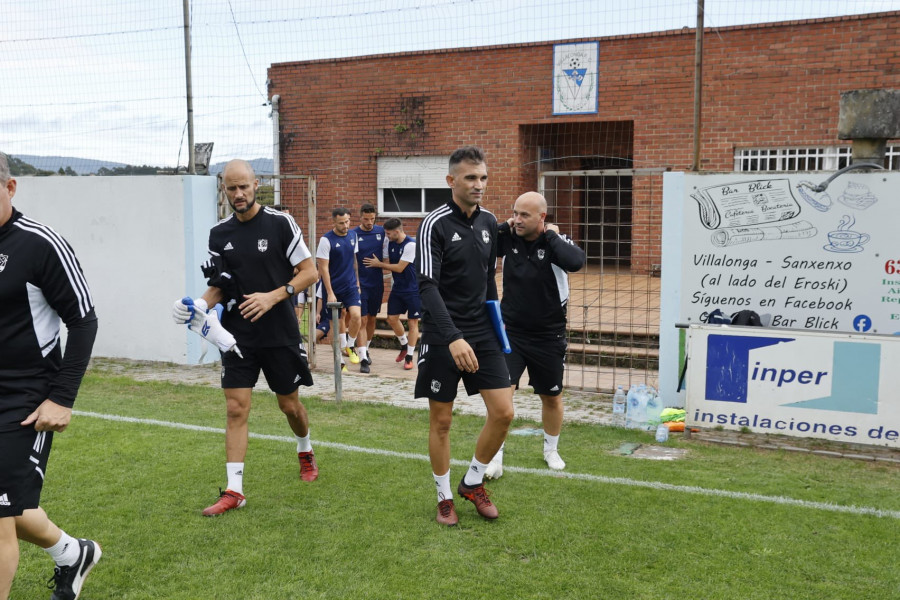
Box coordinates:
[0,209,97,430]
[416,201,498,345]
[497,221,585,335]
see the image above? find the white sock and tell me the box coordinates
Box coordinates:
[407,344,416,356]
[45,531,80,567]
[357,346,368,361]
[226,462,244,495]
[340,333,349,349]
[433,470,452,502]
[463,456,490,486]
[296,432,312,453]
[492,442,505,463]
[348,336,357,349]
[544,433,560,454]
[397,334,408,346]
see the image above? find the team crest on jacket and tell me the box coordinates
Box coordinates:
[430,379,441,394]
[537,249,545,260]
[0,254,7,273]
[481,229,490,244]
[258,239,268,252]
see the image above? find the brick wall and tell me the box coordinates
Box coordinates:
[269,11,900,272]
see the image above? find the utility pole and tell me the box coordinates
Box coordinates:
[691,0,705,172]
[183,0,196,174]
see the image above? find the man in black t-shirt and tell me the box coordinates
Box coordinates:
[172,159,319,517]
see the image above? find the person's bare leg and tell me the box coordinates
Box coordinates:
[541,393,564,436]
[276,390,309,437]
[541,393,566,470]
[224,388,252,462]
[0,517,18,600]
[474,387,514,463]
[428,400,454,475]
[13,507,60,548]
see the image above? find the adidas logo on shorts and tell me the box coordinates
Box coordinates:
[0,493,10,506]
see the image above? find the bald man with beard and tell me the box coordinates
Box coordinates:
[488,192,585,478]
[172,159,320,516]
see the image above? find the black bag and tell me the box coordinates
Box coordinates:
[730,309,763,326]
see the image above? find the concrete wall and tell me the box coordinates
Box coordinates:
[14,175,218,364]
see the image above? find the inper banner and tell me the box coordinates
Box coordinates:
[686,325,900,448]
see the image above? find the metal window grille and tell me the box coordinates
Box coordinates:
[734,146,852,172]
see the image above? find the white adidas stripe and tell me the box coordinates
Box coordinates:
[72,410,900,520]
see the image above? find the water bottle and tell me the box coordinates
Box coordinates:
[655,423,669,443]
[626,384,647,429]
[645,387,661,430]
[612,386,626,427]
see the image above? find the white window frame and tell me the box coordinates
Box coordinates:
[377,156,451,216]
[735,144,899,172]
[886,144,900,170]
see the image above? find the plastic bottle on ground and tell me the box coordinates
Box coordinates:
[644,386,662,430]
[612,386,626,427]
[655,423,669,443]
[626,384,647,429]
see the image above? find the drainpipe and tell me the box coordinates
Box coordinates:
[272,94,281,207]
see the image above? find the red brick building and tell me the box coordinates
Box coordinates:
[269,11,900,273]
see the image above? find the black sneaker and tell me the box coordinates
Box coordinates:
[359,358,371,374]
[48,538,102,600]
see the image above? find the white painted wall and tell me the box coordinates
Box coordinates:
[14,175,219,364]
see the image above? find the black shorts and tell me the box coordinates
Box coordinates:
[0,427,53,517]
[414,338,510,402]
[221,344,314,395]
[359,285,383,317]
[505,330,567,396]
[387,291,421,319]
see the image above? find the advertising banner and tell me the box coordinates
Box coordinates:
[680,173,900,335]
[685,325,900,448]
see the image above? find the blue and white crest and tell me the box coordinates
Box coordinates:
[258,239,268,252]
[481,229,490,244]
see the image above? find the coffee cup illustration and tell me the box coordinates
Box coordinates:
[825,215,869,253]
[827,230,868,249]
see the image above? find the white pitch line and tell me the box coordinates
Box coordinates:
[74,410,900,520]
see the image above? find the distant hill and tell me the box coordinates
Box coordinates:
[13,155,129,175]
[12,154,273,176]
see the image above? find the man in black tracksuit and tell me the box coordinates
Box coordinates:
[485,192,586,480]
[415,146,513,526]
[0,152,101,600]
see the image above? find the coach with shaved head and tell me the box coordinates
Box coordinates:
[172,159,319,517]
[485,191,585,479]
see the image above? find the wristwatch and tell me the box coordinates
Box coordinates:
[284,284,295,296]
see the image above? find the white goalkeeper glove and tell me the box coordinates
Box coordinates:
[173,296,207,325]
[176,297,243,358]
[189,303,243,358]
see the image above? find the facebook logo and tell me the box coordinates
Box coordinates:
[853,314,872,332]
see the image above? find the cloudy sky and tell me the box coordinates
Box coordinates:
[2,0,897,170]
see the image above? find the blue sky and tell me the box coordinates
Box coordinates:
[2,0,897,169]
